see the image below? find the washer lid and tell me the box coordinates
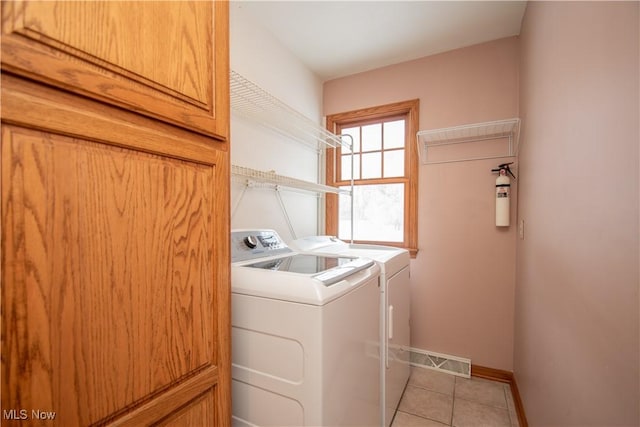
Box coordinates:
[232,258,380,306]
[243,254,373,286]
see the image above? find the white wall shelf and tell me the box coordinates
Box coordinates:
[230,70,348,151]
[230,70,353,240]
[231,165,350,240]
[231,165,349,195]
[417,118,521,164]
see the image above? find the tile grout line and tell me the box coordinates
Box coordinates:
[503,384,513,426]
[396,410,449,426]
[450,376,457,426]
[404,372,456,426]
[454,395,510,410]
[456,377,511,409]
[407,370,514,426]
[406,380,456,399]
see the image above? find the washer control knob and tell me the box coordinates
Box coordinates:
[244,235,258,249]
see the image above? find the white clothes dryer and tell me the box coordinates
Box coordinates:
[290,236,411,427]
[231,230,381,427]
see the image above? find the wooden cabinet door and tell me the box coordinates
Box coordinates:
[1,1,230,426]
[1,75,231,427]
[1,0,229,140]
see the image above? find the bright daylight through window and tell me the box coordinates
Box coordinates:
[326,100,418,255]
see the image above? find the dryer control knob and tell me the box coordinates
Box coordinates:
[244,236,258,249]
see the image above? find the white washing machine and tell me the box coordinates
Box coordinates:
[290,236,411,427]
[231,230,381,427]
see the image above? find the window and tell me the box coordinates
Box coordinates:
[326,100,419,256]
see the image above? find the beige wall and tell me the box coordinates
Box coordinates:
[324,37,519,370]
[516,1,639,425]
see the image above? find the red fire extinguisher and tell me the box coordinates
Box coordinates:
[492,163,516,227]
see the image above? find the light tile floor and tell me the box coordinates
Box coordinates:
[391,367,520,427]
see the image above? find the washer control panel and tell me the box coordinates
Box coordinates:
[231,229,292,262]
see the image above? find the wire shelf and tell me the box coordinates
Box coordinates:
[417,118,520,164]
[231,165,349,195]
[230,70,347,150]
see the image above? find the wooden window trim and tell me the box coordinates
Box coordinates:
[325,99,419,257]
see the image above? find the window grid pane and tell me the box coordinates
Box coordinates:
[383,149,405,178]
[383,120,405,149]
[339,119,407,182]
[336,118,407,241]
[361,123,382,152]
[361,152,382,179]
[341,153,360,180]
[341,127,360,153]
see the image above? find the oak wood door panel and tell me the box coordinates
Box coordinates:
[153,390,216,427]
[1,0,229,140]
[0,73,223,164]
[1,123,227,425]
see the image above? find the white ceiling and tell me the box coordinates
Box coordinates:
[236,1,527,81]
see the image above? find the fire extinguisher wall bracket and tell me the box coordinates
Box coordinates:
[492,163,515,227]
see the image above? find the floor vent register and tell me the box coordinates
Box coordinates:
[409,348,471,378]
